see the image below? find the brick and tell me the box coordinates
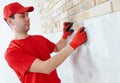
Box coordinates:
[76,10,89,21]
[89,1,112,17]
[52,11,58,17]
[112,0,120,11]
[95,0,108,5]
[59,19,67,31]
[79,0,95,12]
[42,24,50,33]
[56,6,64,15]
[43,20,59,33]
[38,0,46,7]
[68,10,89,22]
[49,0,59,9]
[55,15,61,21]
[65,0,70,2]
[38,0,119,34]
[72,22,84,30]
[68,5,79,16]
[56,21,60,31]
[50,7,63,17]
[53,0,66,11]
[63,0,73,11]
[73,0,83,5]
[61,11,69,19]
[67,15,76,22]
[50,22,58,32]
[47,8,54,16]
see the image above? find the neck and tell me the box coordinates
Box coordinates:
[14,32,29,40]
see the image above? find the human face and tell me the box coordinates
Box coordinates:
[12,12,30,33]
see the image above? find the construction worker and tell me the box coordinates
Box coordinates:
[4,2,87,83]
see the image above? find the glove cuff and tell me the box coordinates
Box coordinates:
[69,42,76,50]
[62,34,67,39]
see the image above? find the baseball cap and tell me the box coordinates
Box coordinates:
[3,2,34,20]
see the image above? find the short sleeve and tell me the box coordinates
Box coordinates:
[41,36,56,53]
[5,47,36,76]
[47,39,56,53]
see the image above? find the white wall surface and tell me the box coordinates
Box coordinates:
[45,11,120,83]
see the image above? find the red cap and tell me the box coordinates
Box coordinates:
[3,2,34,20]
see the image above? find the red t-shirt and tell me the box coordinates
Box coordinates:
[5,35,61,83]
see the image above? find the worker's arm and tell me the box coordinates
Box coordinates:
[29,45,74,74]
[54,38,66,52]
[28,28,87,74]
[54,22,74,52]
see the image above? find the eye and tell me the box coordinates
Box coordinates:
[21,15,25,17]
[20,13,29,18]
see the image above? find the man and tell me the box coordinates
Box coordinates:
[4,2,87,83]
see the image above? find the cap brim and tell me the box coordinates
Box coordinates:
[16,6,34,13]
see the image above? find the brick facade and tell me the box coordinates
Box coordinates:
[37,0,120,34]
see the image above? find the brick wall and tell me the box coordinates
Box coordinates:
[37,0,120,34]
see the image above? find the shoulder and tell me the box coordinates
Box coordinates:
[31,35,44,38]
[5,40,21,55]
[30,35,48,41]
[4,41,20,61]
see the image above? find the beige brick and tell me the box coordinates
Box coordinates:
[38,0,118,34]
[49,0,59,9]
[56,6,64,15]
[89,1,112,17]
[75,10,90,21]
[55,15,61,21]
[53,0,66,11]
[79,0,95,12]
[65,0,70,2]
[37,0,46,7]
[68,10,89,22]
[50,7,63,17]
[61,11,69,19]
[50,22,58,32]
[68,5,79,16]
[52,11,58,17]
[67,15,76,22]
[72,22,84,30]
[59,19,68,31]
[73,0,83,5]
[47,8,54,16]
[63,0,73,11]
[112,0,120,11]
[56,21,60,31]
[43,19,59,33]
[42,24,50,33]
[95,0,108,5]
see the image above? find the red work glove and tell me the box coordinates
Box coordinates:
[62,22,74,39]
[70,27,87,49]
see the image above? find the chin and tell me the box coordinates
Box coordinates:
[24,28,30,33]
[26,29,30,32]
[26,27,30,31]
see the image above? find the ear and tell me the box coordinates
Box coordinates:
[7,18,14,27]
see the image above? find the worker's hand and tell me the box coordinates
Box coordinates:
[62,22,74,39]
[70,27,87,49]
